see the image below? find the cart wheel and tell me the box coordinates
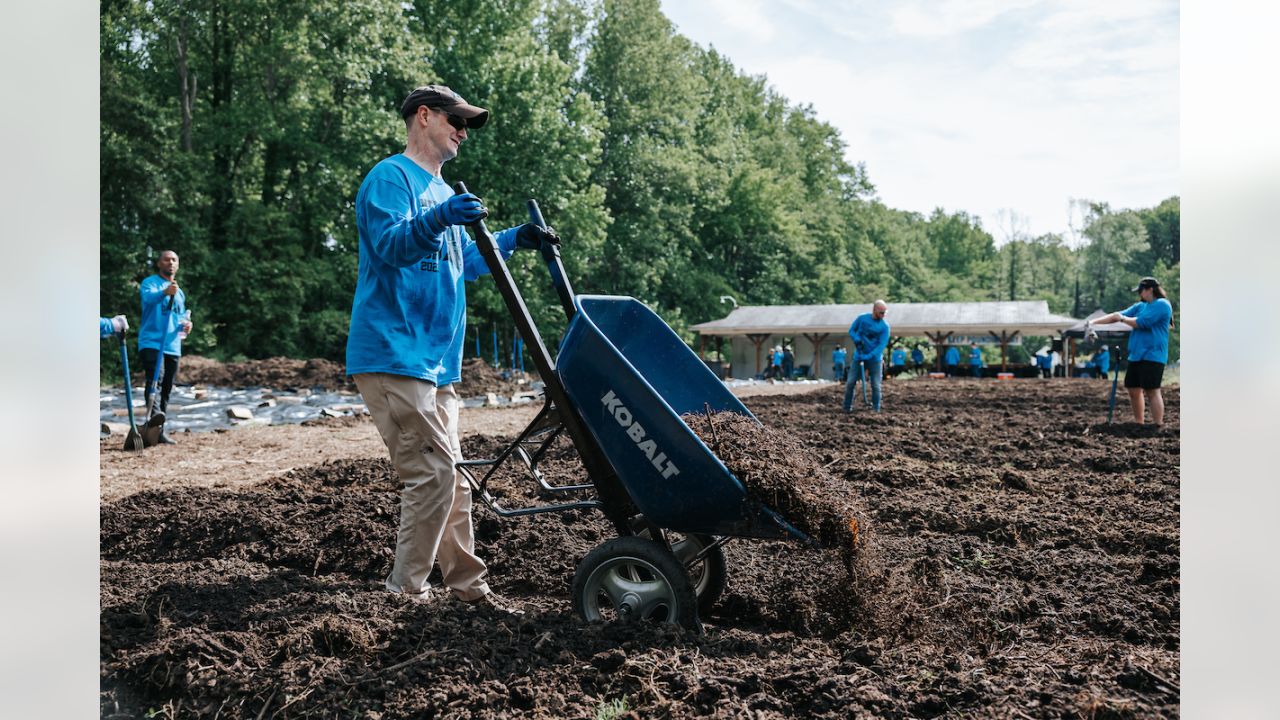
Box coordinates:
[670,533,727,615]
[572,536,700,630]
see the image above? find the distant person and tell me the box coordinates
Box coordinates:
[1091,345,1111,379]
[1036,348,1053,379]
[138,250,194,445]
[1051,349,1064,377]
[910,346,925,375]
[782,345,795,380]
[889,346,907,378]
[99,315,128,339]
[1088,276,1174,428]
[346,83,556,610]
[968,342,983,378]
[944,345,960,377]
[832,345,847,382]
[843,300,890,413]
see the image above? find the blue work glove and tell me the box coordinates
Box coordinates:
[422,192,487,236]
[514,223,561,250]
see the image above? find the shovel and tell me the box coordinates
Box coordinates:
[142,296,174,447]
[118,331,144,451]
[1107,345,1121,424]
[861,361,869,406]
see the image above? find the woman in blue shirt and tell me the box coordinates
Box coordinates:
[1089,277,1174,427]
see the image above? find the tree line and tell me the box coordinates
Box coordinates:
[100,0,1179,381]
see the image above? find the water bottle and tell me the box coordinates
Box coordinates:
[177,309,191,341]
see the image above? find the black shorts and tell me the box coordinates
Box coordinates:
[1124,360,1165,390]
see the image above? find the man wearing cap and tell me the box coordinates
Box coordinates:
[346,83,557,611]
[1088,277,1174,427]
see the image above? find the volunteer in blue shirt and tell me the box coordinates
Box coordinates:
[346,84,555,612]
[1036,349,1053,379]
[1092,345,1110,379]
[138,250,194,444]
[910,346,925,374]
[843,300,890,412]
[1089,276,1174,427]
[889,346,906,378]
[944,345,960,376]
[832,345,847,382]
[968,342,983,378]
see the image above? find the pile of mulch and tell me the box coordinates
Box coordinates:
[157,355,533,398]
[454,357,536,398]
[164,356,355,391]
[100,380,1180,718]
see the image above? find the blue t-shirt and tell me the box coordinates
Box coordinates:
[1121,298,1173,364]
[346,154,518,385]
[945,347,959,366]
[969,346,983,366]
[1095,347,1110,374]
[99,318,116,339]
[890,348,906,366]
[911,348,924,364]
[137,274,187,356]
[832,348,846,365]
[772,350,783,367]
[848,313,890,362]
[1037,354,1052,370]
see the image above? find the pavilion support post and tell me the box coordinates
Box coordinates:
[803,332,829,379]
[1068,336,1077,377]
[746,333,771,376]
[926,331,953,372]
[698,334,705,360]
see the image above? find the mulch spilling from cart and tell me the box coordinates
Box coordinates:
[101,381,1180,719]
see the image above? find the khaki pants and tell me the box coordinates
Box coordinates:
[355,373,489,601]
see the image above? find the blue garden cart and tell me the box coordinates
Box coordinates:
[454,183,812,631]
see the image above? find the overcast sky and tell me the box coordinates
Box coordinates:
[658,0,1179,244]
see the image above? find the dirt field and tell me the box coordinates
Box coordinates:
[100,378,1179,718]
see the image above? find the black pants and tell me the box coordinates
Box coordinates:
[139,349,180,414]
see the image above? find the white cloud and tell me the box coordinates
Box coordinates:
[889,0,1040,38]
[704,0,776,43]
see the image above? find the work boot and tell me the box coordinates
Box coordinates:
[457,591,525,616]
[384,576,434,603]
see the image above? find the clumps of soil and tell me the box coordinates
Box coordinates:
[682,409,864,553]
[101,382,1180,718]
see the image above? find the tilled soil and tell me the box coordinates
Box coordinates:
[100,379,1179,718]
[167,356,530,397]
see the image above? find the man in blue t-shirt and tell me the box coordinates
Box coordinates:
[944,345,960,377]
[889,346,906,378]
[1089,276,1174,427]
[968,342,984,378]
[910,346,925,375]
[1091,345,1110,379]
[843,300,890,412]
[138,250,195,444]
[346,84,555,611]
[832,345,847,382]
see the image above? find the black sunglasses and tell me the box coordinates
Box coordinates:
[439,110,468,131]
